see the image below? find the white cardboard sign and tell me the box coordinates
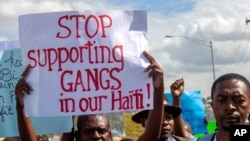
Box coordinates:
[18,10,153,117]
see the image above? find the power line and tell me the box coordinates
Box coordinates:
[234,18,250,73]
[234,36,250,73]
[231,26,249,73]
[224,25,247,73]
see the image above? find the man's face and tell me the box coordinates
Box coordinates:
[142,111,174,140]
[76,115,112,141]
[159,111,174,139]
[211,79,250,131]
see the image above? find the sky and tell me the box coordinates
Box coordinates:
[1,0,250,98]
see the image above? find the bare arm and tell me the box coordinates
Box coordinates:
[170,78,190,138]
[15,65,37,141]
[137,51,164,141]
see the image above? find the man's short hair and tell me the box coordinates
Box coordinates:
[77,114,110,131]
[211,73,250,99]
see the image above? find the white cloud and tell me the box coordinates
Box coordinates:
[147,0,250,97]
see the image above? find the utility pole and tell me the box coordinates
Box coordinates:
[246,17,250,25]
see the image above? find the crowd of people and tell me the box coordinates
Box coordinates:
[3,50,250,141]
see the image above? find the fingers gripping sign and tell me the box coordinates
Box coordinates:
[143,51,164,88]
[15,65,32,107]
[20,65,31,79]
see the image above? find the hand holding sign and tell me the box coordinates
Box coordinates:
[143,51,163,89]
[15,65,32,107]
[15,65,40,141]
[136,51,165,141]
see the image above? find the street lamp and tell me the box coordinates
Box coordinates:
[165,35,216,81]
[246,17,250,25]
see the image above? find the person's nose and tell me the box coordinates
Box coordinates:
[162,118,169,125]
[224,100,236,111]
[91,130,101,139]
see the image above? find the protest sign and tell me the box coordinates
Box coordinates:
[166,90,208,134]
[0,41,72,137]
[18,10,152,117]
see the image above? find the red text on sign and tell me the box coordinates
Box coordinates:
[56,14,112,39]
[60,68,121,92]
[111,83,151,110]
[59,93,108,113]
[27,41,124,71]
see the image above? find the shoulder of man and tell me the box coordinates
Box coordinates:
[172,135,192,141]
[197,133,216,141]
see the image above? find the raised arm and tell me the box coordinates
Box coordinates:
[170,78,190,138]
[15,65,37,141]
[137,51,165,141]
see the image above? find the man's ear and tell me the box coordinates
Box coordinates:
[247,97,250,118]
[248,105,250,113]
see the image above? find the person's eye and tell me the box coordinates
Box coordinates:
[83,129,94,135]
[234,98,245,104]
[98,129,107,134]
[216,98,225,103]
[166,115,173,120]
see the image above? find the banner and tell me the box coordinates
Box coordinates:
[18,10,152,117]
[165,91,208,134]
[0,41,72,137]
